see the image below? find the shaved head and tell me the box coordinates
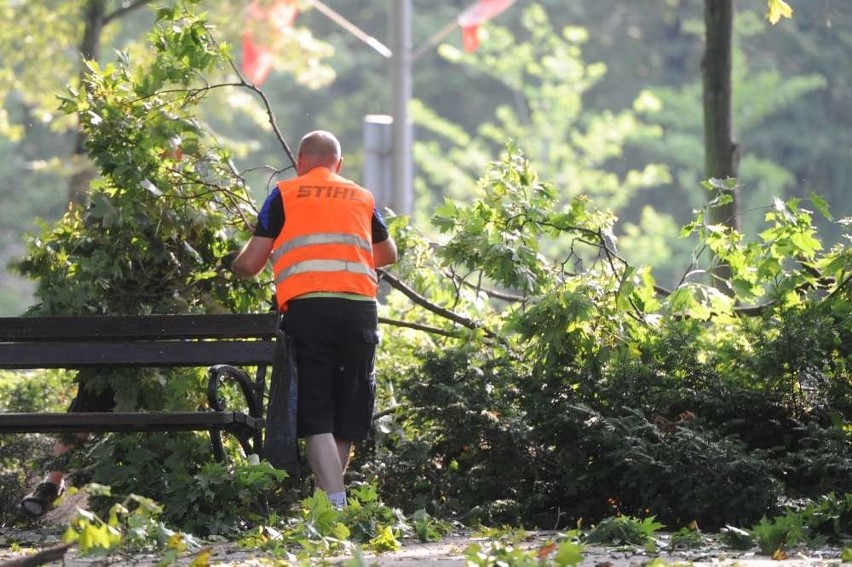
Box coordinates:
[297,130,342,174]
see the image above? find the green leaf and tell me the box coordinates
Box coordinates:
[554,540,585,566]
[809,192,833,221]
[367,525,401,553]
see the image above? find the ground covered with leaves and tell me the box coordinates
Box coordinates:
[1,486,850,566]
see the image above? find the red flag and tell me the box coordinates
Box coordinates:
[461,25,480,52]
[241,0,299,85]
[241,32,275,85]
[457,0,516,53]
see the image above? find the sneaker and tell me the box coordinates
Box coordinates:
[21,481,65,518]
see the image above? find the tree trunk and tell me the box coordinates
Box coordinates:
[67,0,107,208]
[702,0,740,289]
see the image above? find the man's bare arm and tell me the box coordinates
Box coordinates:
[373,237,398,268]
[231,236,275,278]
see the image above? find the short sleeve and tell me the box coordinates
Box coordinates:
[255,190,284,238]
[371,208,389,243]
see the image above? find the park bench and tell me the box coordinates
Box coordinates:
[0,313,296,467]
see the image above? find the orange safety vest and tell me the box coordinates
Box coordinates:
[270,167,378,309]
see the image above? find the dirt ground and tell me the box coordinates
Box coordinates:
[0,492,846,566]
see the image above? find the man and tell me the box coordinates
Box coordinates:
[20,383,115,517]
[227,130,398,509]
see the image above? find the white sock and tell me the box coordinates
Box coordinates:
[328,491,346,510]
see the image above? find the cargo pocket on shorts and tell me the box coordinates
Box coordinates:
[363,328,380,345]
[362,329,380,385]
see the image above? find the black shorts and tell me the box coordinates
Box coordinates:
[282,297,379,442]
[60,375,115,444]
[67,377,116,413]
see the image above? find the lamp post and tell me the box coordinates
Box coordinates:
[389,0,413,216]
[304,1,514,215]
[310,0,455,215]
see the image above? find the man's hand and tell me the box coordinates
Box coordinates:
[220,251,239,272]
[227,236,275,279]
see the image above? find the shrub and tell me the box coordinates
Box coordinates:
[84,433,286,535]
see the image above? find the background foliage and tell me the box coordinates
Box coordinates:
[2,1,851,311]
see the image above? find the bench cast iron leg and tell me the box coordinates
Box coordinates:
[206,364,264,461]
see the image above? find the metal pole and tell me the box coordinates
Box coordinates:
[363,115,394,211]
[390,0,413,216]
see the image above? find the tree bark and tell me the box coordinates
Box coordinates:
[67,0,107,208]
[703,0,740,288]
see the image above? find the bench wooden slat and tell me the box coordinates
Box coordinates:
[0,412,263,433]
[0,340,278,369]
[0,313,280,341]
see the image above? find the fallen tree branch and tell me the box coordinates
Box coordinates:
[378,316,462,338]
[378,269,500,341]
[1,542,74,567]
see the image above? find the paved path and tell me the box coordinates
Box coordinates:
[1,531,845,566]
[0,493,845,566]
